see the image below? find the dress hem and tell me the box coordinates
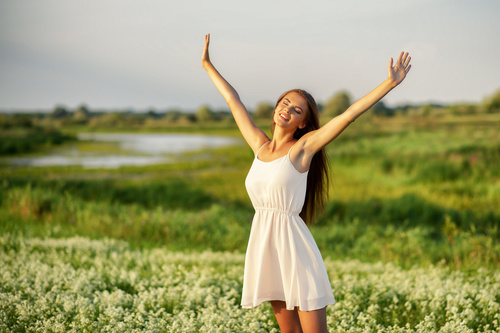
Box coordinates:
[241,295,335,312]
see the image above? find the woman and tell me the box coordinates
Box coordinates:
[202,34,411,333]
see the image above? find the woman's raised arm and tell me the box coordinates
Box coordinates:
[302,52,412,155]
[202,34,269,153]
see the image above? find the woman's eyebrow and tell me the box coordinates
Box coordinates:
[284,97,303,112]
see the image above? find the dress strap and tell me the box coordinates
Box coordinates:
[255,141,271,157]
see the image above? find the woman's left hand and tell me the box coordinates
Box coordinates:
[202,34,211,68]
[388,52,412,87]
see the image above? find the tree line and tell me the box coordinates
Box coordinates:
[1,88,499,130]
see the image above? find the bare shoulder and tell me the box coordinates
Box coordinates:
[250,134,271,155]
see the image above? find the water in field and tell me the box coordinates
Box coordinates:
[5,133,241,168]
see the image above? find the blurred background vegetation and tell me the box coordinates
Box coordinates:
[1,87,499,133]
[1,87,499,270]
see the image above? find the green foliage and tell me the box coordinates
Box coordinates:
[195,105,214,122]
[73,104,90,123]
[0,126,75,156]
[484,88,500,113]
[51,105,69,119]
[1,182,251,251]
[0,113,34,129]
[449,103,480,115]
[323,90,351,117]
[253,102,274,119]
[371,101,394,116]
[0,112,499,269]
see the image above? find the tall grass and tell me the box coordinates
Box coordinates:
[1,113,499,269]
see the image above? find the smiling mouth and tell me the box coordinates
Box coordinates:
[279,113,289,121]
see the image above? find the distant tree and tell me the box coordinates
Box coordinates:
[73,104,90,122]
[212,110,231,122]
[89,113,121,128]
[449,103,478,115]
[51,105,69,119]
[177,113,196,125]
[1,114,33,128]
[164,109,182,122]
[394,104,417,115]
[484,89,500,113]
[372,101,394,116]
[146,108,160,119]
[420,104,433,116]
[254,102,274,119]
[195,105,214,122]
[323,91,351,117]
[0,114,32,129]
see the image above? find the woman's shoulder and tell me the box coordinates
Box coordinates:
[251,137,271,156]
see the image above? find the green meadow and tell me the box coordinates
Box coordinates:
[1,111,500,331]
[1,113,499,269]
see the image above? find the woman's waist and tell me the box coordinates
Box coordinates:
[253,205,301,216]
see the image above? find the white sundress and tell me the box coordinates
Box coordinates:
[241,141,335,311]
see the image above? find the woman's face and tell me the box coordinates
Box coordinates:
[273,91,309,130]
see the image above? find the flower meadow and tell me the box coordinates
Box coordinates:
[1,235,499,332]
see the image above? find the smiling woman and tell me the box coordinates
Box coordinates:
[202,33,412,332]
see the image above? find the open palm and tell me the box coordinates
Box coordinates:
[202,34,211,66]
[388,52,411,86]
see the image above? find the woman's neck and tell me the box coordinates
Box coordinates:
[269,127,297,151]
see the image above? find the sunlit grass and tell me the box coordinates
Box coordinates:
[1,113,499,269]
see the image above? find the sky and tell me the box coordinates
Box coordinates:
[1,0,499,112]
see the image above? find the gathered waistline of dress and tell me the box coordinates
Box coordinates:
[254,206,300,216]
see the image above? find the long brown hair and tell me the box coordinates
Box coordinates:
[271,89,330,225]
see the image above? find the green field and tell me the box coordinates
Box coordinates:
[1,112,499,331]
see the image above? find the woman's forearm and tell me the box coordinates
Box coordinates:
[344,78,396,122]
[203,61,242,108]
[344,52,411,122]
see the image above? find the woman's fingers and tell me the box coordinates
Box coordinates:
[202,34,211,63]
[404,54,411,68]
[398,53,412,76]
[399,52,411,67]
[388,57,394,70]
[204,34,210,51]
[394,52,411,71]
[396,51,404,65]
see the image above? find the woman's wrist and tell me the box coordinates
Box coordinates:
[202,59,213,71]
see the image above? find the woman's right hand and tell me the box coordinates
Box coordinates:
[202,34,211,68]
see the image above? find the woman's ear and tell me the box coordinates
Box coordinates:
[299,123,306,129]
